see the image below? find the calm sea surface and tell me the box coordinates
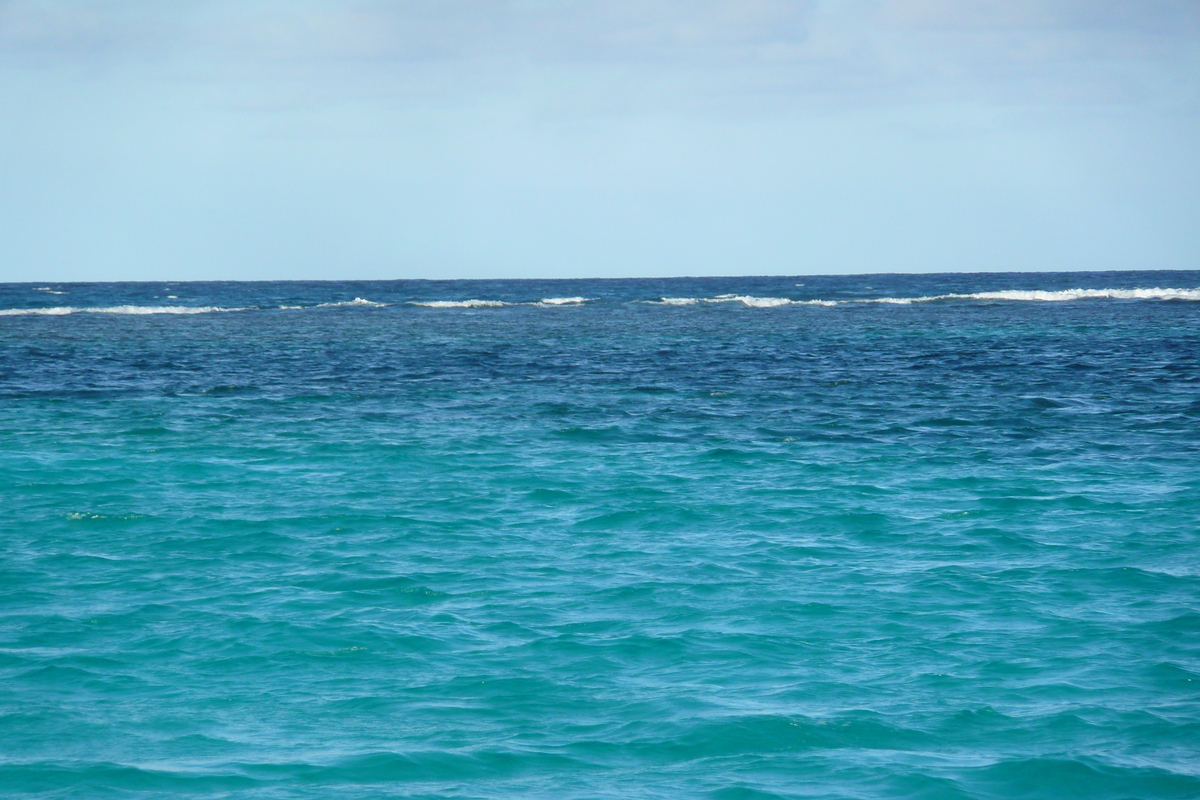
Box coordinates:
[2,272,1199,799]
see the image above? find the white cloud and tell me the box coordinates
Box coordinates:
[877,0,1199,33]
[2,0,1197,112]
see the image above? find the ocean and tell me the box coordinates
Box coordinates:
[2,271,1198,799]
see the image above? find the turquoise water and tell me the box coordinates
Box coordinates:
[2,272,1199,799]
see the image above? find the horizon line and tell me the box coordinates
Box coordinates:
[6,267,1199,285]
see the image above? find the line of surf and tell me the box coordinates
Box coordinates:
[5,289,1194,317]
[0,305,247,316]
[859,288,1200,304]
[408,297,592,308]
[313,298,388,308]
[0,298,390,316]
[644,295,836,307]
[644,288,1200,307]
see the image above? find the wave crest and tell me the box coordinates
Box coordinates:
[646,287,1200,308]
[0,305,242,316]
[648,295,835,307]
[864,288,1200,304]
[408,300,511,308]
[314,298,387,308]
[409,297,592,308]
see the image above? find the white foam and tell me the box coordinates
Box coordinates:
[708,295,836,308]
[0,305,242,316]
[721,295,794,308]
[0,306,74,316]
[408,300,511,308]
[646,287,1200,308]
[645,297,700,305]
[860,288,1200,304]
[646,295,834,307]
[411,297,591,308]
[315,297,387,308]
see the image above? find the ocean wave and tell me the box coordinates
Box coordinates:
[409,297,592,308]
[645,287,1200,308]
[0,305,243,316]
[859,288,1200,304]
[7,288,1193,318]
[708,294,788,308]
[408,300,512,308]
[314,298,387,308]
[647,295,836,307]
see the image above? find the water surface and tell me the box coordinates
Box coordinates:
[2,272,1199,799]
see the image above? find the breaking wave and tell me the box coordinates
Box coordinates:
[314,298,387,308]
[5,288,1194,318]
[646,295,836,307]
[646,288,1200,308]
[409,297,592,308]
[409,300,512,308]
[0,298,389,316]
[860,288,1200,304]
[0,305,244,316]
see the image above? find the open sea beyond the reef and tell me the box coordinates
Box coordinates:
[3,271,1200,800]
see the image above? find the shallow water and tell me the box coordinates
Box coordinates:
[2,272,1199,799]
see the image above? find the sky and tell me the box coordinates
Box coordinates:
[1,0,1198,281]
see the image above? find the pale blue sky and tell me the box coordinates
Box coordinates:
[2,0,1198,281]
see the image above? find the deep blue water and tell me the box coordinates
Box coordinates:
[2,272,1199,799]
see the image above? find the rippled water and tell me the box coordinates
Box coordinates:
[3,272,1199,799]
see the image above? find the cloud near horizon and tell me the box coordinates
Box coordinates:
[1,1,1198,280]
[4,1,1197,107]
